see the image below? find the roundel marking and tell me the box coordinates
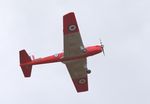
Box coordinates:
[68,25,77,31]
[78,78,86,84]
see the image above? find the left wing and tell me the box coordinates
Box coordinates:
[65,58,88,92]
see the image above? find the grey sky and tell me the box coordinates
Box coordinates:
[0,0,150,104]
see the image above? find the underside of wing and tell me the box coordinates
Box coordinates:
[63,12,85,57]
[65,58,88,92]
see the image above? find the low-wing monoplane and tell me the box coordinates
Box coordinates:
[19,12,104,92]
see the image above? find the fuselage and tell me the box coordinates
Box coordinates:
[21,45,102,66]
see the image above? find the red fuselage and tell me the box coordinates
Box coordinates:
[21,45,102,66]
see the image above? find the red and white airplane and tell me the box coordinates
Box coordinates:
[19,12,104,92]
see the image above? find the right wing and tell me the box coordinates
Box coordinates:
[63,12,85,58]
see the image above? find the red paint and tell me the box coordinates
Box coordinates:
[63,12,79,35]
[19,12,104,93]
[20,50,32,77]
[20,45,102,66]
[72,77,88,92]
[20,45,102,78]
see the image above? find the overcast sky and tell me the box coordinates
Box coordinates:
[0,0,150,104]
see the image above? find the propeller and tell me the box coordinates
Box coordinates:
[99,39,105,56]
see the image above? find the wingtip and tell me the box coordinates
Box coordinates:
[63,12,75,17]
[72,78,88,93]
[63,12,79,35]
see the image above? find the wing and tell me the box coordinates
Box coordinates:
[63,12,85,57]
[65,58,88,92]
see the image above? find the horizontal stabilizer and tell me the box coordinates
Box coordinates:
[19,50,32,77]
[20,65,32,77]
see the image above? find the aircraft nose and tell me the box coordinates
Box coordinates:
[94,45,101,53]
[96,45,101,51]
[97,45,105,55]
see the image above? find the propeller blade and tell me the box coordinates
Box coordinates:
[99,38,105,56]
[102,46,105,56]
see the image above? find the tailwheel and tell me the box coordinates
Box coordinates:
[87,69,91,74]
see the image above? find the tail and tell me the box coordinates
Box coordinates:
[19,49,32,77]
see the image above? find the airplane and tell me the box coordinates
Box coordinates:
[19,12,105,93]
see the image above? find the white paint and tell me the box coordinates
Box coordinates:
[78,79,86,84]
[68,25,77,31]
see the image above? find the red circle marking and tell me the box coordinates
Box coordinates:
[78,79,86,84]
[68,25,77,31]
